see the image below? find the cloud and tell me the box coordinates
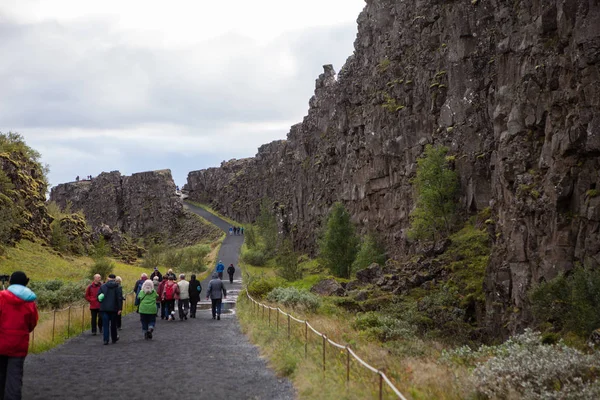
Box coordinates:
[0,0,364,188]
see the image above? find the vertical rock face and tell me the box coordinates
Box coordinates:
[50,170,184,240]
[186,0,600,334]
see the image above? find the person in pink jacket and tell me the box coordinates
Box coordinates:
[0,271,39,399]
[85,274,103,335]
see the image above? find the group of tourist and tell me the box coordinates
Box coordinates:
[228,226,244,235]
[84,263,233,343]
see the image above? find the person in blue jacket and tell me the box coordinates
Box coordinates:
[216,260,225,279]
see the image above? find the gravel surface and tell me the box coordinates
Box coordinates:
[22,203,295,400]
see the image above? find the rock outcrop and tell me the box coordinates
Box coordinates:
[186,0,600,335]
[51,170,220,246]
[0,142,51,243]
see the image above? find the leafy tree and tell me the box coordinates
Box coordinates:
[276,239,302,281]
[244,225,258,249]
[319,202,358,278]
[352,233,387,272]
[408,144,459,241]
[256,198,278,256]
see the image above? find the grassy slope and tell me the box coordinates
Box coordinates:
[0,240,145,287]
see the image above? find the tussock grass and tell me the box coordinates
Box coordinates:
[237,293,471,399]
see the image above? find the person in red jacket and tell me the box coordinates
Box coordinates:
[0,271,39,400]
[85,274,103,335]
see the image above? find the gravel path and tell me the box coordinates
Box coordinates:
[22,202,295,400]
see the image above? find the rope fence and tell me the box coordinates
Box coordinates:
[29,291,137,353]
[246,292,408,400]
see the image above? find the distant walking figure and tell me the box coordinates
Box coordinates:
[137,280,158,340]
[188,274,202,318]
[0,271,38,400]
[177,274,190,320]
[216,260,225,280]
[206,273,227,320]
[85,274,103,335]
[227,264,235,284]
[97,274,123,345]
[228,226,233,236]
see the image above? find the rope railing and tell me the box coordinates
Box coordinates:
[246,292,408,400]
[29,290,137,353]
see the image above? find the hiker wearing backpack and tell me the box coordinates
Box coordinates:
[161,275,180,321]
[188,274,202,318]
[206,273,227,320]
[177,274,190,321]
[137,280,158,339]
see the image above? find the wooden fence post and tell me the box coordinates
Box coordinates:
[67,306,71,338]
[304,321,308,359]
[52,309,56,343]
[322,335,326,372]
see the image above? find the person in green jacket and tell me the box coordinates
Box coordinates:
[137,280,159,340]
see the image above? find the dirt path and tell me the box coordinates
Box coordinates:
[22,203,295,399]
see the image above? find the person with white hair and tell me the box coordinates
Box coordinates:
[177,274,190,320]
[137,279,158,339]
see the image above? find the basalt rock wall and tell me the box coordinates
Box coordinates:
[186,0,600,335]
[51,170,220,245]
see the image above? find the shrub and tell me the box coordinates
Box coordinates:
[276,239,302,281]
[353,311,417,341]
[244,225,258,249]
[318,202,358,278]
[247,276,283,298]
[530,267,600,337]
[29,279,89,309]
[267,287,320,312]
[178,244,210,273]
[140,243,164,270]
[352,233,387,273]
[408,144,459,240]
[88,258,114,280]
[242,248,267,266]
[471,329,600,399]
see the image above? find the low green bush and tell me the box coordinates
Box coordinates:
[242,248,267,266]
[266,287,320,312]
[29,279,89,310]
[530,266,600,337]
[469,329,600,399]
[247,276,283,298]
[88,258,115,280]
[353,311,417,341]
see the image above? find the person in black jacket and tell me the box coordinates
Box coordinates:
[188,274,202,318]
[98,274,123,345]
[227,264,235,284]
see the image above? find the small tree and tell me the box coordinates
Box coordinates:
[256,198,278,256]
[276,239,302,281]
[319,202,358,278]
[408,144,459,241]
[244,225,258,249]
[352,233,387,272]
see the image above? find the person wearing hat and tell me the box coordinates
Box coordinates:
[149,267,162,282]
[97,274,123,345]
[0,271,38,399]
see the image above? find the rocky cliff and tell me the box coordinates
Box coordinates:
[51,170,221,246]
[186,0,600,335]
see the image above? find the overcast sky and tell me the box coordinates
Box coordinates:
[0,0,365,188]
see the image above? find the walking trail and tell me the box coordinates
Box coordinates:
[22,202,295,400]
